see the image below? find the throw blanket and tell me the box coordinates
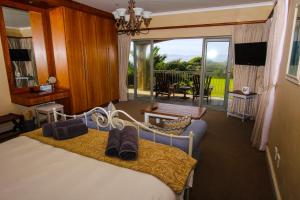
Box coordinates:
[23,129,196,194]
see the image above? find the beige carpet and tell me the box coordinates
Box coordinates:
[116,100,274,200]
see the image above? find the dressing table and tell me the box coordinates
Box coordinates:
[11,89,70,107]
[0,4,70,113]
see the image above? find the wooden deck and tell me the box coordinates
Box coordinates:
[128,89,225,108]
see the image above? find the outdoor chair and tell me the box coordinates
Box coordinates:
[192,75,214,102]
[154,73,176,98]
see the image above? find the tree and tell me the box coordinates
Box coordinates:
[153,46,167,70]
[187,56,202,71]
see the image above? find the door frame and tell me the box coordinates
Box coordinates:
[200,37,232,110]
[131,36,233,109]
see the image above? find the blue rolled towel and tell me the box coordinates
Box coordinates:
[53,122,88,140]
[42,119,83,137]
[119,126,139,160]
[42,123,54,137]
[105,128,122,157]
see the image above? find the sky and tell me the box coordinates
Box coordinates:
[130,38,229,63]
[155,39,229,62]
[155,39,203,62]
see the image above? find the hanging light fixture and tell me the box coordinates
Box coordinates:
[112,0,152,36]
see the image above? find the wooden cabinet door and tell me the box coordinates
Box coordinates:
[96,18,112,104]
[105,19,119,101]
[63,8,88,113]
[80,13,104,108]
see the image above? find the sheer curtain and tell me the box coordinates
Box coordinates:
[118,34,131,101]
[251,0,289,150]
[231,23,270,117]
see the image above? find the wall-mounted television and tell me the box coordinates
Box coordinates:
[235,42,267,66]
[9,49,31,61]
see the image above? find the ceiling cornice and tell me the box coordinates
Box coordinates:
[152,1,274,16]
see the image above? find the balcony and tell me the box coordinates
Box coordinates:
[128,70,233,107]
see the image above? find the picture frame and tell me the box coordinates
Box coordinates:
[286,5,300,85]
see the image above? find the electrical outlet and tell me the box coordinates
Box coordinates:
[276,154,281,169]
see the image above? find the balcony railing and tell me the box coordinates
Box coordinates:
[153,70,233,98]
[154,70,198,85]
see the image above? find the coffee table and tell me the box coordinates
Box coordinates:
[142,103,207,123]
[179,86,191,99]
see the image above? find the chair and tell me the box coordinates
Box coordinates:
[204,76,214,102]
[154,73,176,98]
[192,75,214,102]
[192,75,200,101]
[36,103,64,127]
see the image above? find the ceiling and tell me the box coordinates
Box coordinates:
[74,0,272,13]
[2,7,30,28]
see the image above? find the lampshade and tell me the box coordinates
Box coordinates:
[112,11,120,19]
[133,7,144,16]
[143,11,152,19]
[116,8,127,17]
[113,0,151,36]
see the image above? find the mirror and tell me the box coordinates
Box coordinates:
[2,6,49,88]
[286,5,300,85]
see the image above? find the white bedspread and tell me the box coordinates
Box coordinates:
[0,136,177,200]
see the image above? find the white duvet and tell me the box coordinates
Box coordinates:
[0,136,178,200]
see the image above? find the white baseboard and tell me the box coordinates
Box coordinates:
[266,146,282,200]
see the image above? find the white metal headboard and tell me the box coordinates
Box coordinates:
[53,107,194,156]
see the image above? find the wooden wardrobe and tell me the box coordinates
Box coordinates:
[49,7,119,114]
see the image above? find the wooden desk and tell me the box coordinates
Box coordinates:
[142,103,207,123]
[11,89,70,107]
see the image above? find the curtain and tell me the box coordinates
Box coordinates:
[231,22,271,117]
[251,0,289,150]
[8,37,37,87]
[118,34,131,101]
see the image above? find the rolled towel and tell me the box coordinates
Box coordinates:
[42,119,83,137]
[42,123,54,137]
[119,126,139,161]
[105,128,122,157]
[53,122,88,140]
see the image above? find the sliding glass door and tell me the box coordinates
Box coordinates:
[201,38,232,109]
[129,37,232,110]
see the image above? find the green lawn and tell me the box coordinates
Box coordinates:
[210,78,233,98]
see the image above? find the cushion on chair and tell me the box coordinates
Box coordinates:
[36,103,64,112]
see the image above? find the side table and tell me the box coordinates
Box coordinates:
[227,90,257,122]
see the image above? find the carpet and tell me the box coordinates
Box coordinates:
[116,100,274,200]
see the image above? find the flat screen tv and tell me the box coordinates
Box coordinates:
[9,49,31,61]
[235,42,267,66]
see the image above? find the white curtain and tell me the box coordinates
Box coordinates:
[118,34,131,101]
[251,0,289,150]
[231,23,270,117]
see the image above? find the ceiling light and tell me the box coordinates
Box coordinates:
[112,0,152,36]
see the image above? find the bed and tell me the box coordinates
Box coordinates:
[63,106,207,159]
[0,107,196,200]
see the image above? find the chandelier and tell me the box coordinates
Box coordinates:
[112,0,152,36]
